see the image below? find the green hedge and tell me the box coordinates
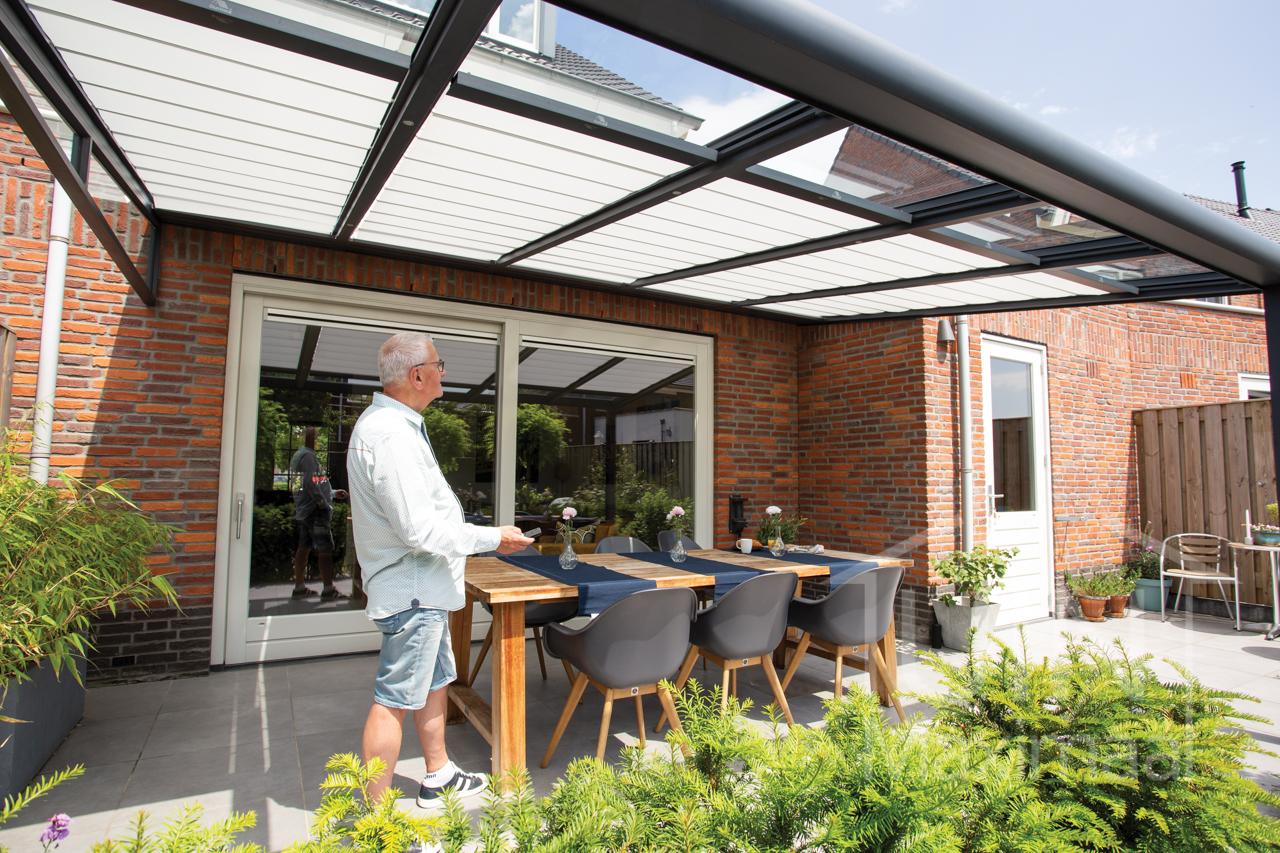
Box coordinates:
[250,502,349,584]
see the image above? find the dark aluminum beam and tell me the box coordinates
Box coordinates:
[465,346,536,401]
[295,325,321,387]
[558,0,1280,288]
[449,73,712,166]
[332,0,500,240]
[1264,290,1280,509]
[114,0,411,80]
[737,165,905,224]
[497,101,846,265]
[0,49,154,304]
[632,184,1030,288]
[0,0,154,219]
[609,367,695,413]
[737,236,1154,306]
[798,272,1252,323]
[543,357,624,405]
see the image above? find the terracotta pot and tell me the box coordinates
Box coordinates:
[1077,595,1107,622]
[1106,593,1129,618]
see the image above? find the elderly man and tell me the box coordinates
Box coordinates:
[347,331,532,805]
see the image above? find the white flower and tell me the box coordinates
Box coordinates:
[667,506,685,518]
[562,507,577,520]
[766,505,782,515]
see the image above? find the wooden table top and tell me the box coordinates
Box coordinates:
[1230,541,1280,554]
[465,547,910,604]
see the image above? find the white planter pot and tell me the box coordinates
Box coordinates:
[932,598,1001,652]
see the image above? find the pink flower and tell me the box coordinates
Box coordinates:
[766,505,781,515]
[40,814,71,847]
[667,506,685,519]
[561,507,577,520]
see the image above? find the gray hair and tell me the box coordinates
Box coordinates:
[378,331,433,386]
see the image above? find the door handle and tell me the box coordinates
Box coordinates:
[235,492,245,539]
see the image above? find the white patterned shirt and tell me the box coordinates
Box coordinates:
[346,392,501,619]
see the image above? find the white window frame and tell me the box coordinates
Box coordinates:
[212,274,713,665]
[484,0,550,55]
[1240,373,1271,399]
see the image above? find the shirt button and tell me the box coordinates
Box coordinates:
[410,598,420,608]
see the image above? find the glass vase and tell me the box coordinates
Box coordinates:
[559,541,578,571]
[670,537,687,563]
[769,535,785,557]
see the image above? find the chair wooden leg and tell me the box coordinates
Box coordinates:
[634,695,646,748]
[870,643,906,722]
[761,655,794,725]
[720,666,731,712]
[541,671,589,768]
[532,626,548,680]
[780,632,811,691]
[731,668,738,697]
[467,625,493,687]
[657,685,690,757]
[596,694,615,762]
[656,646,699,733]
[833,649,844,700]
[561,658,576,683]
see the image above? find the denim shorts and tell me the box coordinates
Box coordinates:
[371,607,455,710]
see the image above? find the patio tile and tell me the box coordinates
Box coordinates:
[286,653,379,697]
[161,665,293,712]
[82,679,170,721]
[44,713,155,768]
[141,694,296,758]
[0,760,133,853]
[291,687,375,736]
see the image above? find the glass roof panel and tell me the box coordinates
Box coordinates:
[354,94,688,258]
[943,203,1121,252]
[578,359,687,394]
[1072,255,1209,282]
[228,0,431,54]
[519,349,615,389]
[32,0,396,232]
[516,178,876,281]
[759,126,992,208]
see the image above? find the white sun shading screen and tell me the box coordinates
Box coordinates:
[354,95,689,261]
[512,178,876,282]
[30,0,396,233]
[645,233,1008,304]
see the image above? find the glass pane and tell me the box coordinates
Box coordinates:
[515,342,695,553]
[759,126,992,208]
[1073,255,1209,282]
[493,0,538,47]
[87,154,154,285]
[942,203,1120,252]
[239,0,434,54]
[990,357,1034,513]
[248,319,497,617]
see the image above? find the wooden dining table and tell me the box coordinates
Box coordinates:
[447,547,911,777]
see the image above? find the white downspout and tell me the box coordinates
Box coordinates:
[29,180,72,485]
[957,315,974,551]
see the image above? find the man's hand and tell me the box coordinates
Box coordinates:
[495,525,536,554]
[333,488,349,501]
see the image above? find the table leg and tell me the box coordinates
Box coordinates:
[871,618,897,708]
[1268,554,1280,642]
[490,601,526,783]
[447,595,474,724]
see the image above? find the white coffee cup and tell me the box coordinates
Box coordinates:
[736,538,753,554]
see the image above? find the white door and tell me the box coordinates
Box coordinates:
[982,337,1054,626]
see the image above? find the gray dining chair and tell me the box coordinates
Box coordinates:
[594,536,653,554]
[657,531,701,551]
[780,564,906,721]
[468,546,577,685]
[657,570,797,730]
[541,587,696,765]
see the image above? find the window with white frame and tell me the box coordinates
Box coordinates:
[485,0,547,53]
[1240,373,1271,399]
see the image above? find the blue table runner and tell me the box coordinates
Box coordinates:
[499,555,655,616]
[763,550,880,585]
[622,552,763,599]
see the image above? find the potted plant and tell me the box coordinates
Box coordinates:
[930,545,1015,651]
[755,505,807,553]
[1067,573,1112,622]
[1105,571,1135,617]
[1251,502,1280,546]
[0,442,176,800]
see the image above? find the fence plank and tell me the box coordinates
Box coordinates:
[1182,408,1205,534]
[0,322,14,432]
[1159,408,1184,537]
[1224,403,1254,602]
[1202,405,1228,541]
[1249,405,1276,605]
[1138,410,1162,541]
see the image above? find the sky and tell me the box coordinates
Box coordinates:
[553,0,1278,210]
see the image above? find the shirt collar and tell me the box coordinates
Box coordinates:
[372,391,424,427]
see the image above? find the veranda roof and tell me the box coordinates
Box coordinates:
[2,0,1278,320]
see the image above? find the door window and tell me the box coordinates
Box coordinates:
[990,356,1035,513]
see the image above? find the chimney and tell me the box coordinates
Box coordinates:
[1231,161,1252,219]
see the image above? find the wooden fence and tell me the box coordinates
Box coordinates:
[1135,399,1276,604]
[0,321,15,432]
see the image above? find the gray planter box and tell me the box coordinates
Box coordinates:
[1132,578,1172,612]
[932,598,1000,652]
[0,657,87,801]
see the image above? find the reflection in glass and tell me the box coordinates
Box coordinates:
[514,343,695,554]
[943,203,1119,253]
[248,319,497,617]
[990,357,1034,513]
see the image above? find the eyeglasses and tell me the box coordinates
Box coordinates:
[413,360,445,375]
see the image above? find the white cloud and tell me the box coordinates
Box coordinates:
[1095,127,1160,160]
[880,0,914,12]
[1039,104,1068,116]
[678,89,790,144]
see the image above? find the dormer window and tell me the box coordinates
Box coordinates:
[486,0,551,54]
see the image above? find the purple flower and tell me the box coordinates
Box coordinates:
[40,813,71,847]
